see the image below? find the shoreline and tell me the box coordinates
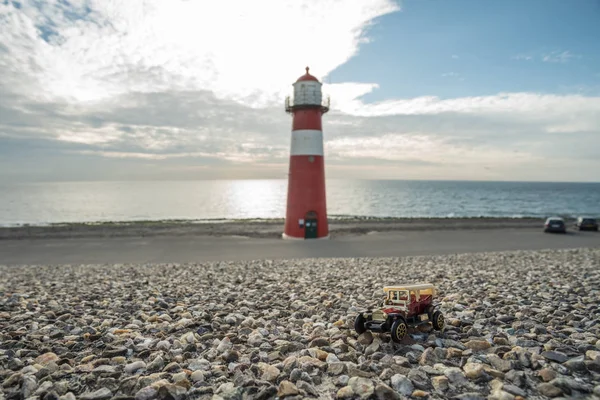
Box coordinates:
[0,216,554,240]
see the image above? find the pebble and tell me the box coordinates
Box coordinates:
[0,248,599,399]
[277,380,299,397]
[124,361,146,374]
[348,376,374,398]
[390,374,413,395]
[538,383,563,397]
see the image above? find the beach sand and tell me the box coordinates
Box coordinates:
[0,217,547,240]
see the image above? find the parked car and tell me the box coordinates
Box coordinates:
[575,217,598,231]
[544,217,566,233]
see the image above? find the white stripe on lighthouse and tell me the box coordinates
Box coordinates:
[290,129,324,156]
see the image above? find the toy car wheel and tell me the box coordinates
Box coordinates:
[354,313,367,335]
[390,318,408,343]
[432,310,445,331]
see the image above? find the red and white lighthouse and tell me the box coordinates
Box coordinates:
[283,67,330,240]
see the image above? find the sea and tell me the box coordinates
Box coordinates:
[0,179,599,227]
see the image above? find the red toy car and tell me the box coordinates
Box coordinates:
[354,283,445,343]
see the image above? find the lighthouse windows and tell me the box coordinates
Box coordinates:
[308,156,315,163]
[293,81,322,106]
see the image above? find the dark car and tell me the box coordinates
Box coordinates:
[544,217,566,233]
[575,217,598,231]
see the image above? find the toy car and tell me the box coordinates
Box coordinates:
[354,283,445,343]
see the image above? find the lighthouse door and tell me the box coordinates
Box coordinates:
[304,211,318,239]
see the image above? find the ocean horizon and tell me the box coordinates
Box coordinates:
[1,179,599,227]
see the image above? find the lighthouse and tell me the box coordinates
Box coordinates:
[282,67,330,240]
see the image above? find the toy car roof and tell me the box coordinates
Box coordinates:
[383,283,436,293]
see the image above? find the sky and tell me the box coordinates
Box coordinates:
[1,0,600,183]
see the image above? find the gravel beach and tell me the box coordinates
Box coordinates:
[2,248,600,400]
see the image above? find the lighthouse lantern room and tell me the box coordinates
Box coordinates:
[283,67,330,240]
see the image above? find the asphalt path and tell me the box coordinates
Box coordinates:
[1,228,599,266]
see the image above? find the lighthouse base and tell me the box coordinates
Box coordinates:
[282,233,330,241]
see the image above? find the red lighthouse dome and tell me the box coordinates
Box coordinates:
[296,66,319,82]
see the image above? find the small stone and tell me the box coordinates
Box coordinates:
[296,380,319,397]
[564,356,587,372]
[486,354,512,372]
[162,362,180,372]
[125,361,146,374]
[489,390,515,400]
[493,337,509,345]
[277,380,299,398]
[541,351,568,363]
[146,356,164,372]
[135,386,157,400]
[216,337,232,353]
[155,340,170,351]
[337,386,354,399]
[103,346,128,358]
[338,375,350,387]
[538,368,556,382]
[157,384,187,400]
[261,365,280,382]
[79,388,112,400]
[308,337,330,348]
[365,341,380,356]
[586,350,599,361]
[431,375,449,392]
[35,353,59,366]
[453,394,486,400]
[374,383,401,400]
[390,374,413,396]
[463,362,485,379]
[537,383,562,398]
[190,370,204,382]
[172,372,187,383]
[550,377,593,394]
[327,362,347,375]
[503,384,526,397]
[444,367,467,386]
[92,365,116,374]
[412,390,430,398]
[43,392,60,400]
[465,340,491,351]
[348,376,375,399]
[357,332,374,345]
[21,375,37,399]
[419,348,438,366]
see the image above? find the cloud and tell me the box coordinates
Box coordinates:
[0,0,400,106]
[511,54,533,61]
[0,0,599,183]
[512,50,580,64]
[542,50,579,63]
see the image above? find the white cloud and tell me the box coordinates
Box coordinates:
[0,0,400,107]
[0,0,599,182]
[512,50,580,64]
[511,54,533,61]
[542,50,579,63]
